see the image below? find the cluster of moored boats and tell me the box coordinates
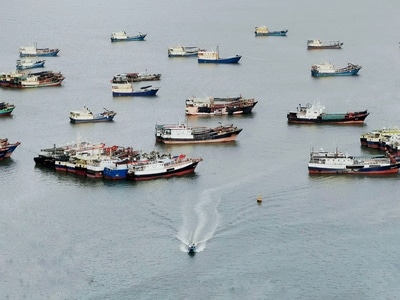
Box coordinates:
[31,118,247,180]
[3,26,399,188]
[33,140,202,181]
[0,43,64,89]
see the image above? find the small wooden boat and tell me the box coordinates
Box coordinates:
[16,58,46,70]
[69,107,116,123]
[198,46,241,64]
[0,102,15,116]
[110,31,146,42]
[254,26,288,36]
[112,83,159,97]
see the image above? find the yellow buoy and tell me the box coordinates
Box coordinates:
[257,195,262,203]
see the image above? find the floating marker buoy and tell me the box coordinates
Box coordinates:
[257,195,262,203]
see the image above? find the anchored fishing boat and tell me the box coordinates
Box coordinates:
[0,70,65,88]
[168,46,203,57]
[155,122,242,144]
[311,62,362,77]
[0,138,21,160]
[360,127,400,149]
[110,31,146,42]
[0,102,16,116]
[308,148,400,175]
[198,46,241,64]
[307,39,343,50]
[19,43,59,57]
[16,58,46,70]
[69,107,116,123]
[34,141,107,168]
[287,103,369,124]
[112,82,159,96]
[185,96,257,115]
[111,72,161,83]
[126,152,202,181]
[254,26,288,36]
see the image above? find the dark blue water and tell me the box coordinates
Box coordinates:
[2,1,400,299]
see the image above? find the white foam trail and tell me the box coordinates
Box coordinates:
[177,188,221,252]
[177,171,273,252]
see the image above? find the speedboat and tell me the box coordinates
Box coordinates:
[188,243,196,254]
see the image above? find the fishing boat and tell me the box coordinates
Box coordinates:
[111,82,159,97]
[126,153,202,181]
[287,103,369,124]
[86,156,126,178]
[103,161,134,180]
[198,47,241,64]
[0,71,65,88]
[168,46,202,57]
[111,72,161,83]
[383,135,400,157]
[254,26,288,36]
[155,122,242,144]
[185,96,257,116]
[54,146,138,176]
[0,102,15,116]
[311,62,362,77]
[360,127,400,149]
[16,58,46,70]
[110,31,146,42]
[69,107,116,123]
[34,141,106,168]
[307,39,343,50]
[188,244,196,254]
[308,148,400,175]
[0,138,21,160]
[19,44,60,57]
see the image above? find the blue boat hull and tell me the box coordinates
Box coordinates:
[309,163,400,175]
[198,55,241,64]
[16,62,45,70]
[112,88,159,97]
[103,167,128,180]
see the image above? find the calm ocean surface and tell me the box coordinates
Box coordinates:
[2,1,400,299]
